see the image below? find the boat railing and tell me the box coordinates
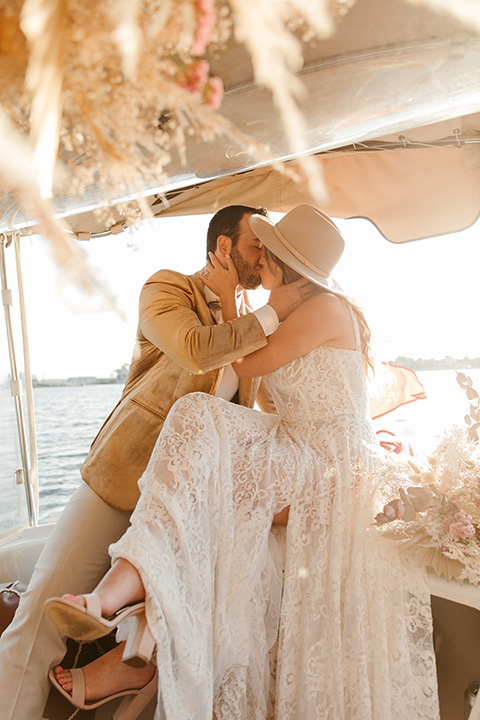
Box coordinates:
[0,232,38,529]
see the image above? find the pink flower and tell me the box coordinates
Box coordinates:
[204,75,224,110]
[190,0,216,56]
[177,60,210,93]
[448,509,476,540]
[175,59,224,111]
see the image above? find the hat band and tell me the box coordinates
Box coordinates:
[272,225,330,278]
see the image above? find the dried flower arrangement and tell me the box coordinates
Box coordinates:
[0,0,361,229]
[0,0,355,302]
[2,0,478,231]
[0,0,358,300]
[373,372,480,585]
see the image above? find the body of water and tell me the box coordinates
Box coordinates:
[0,383,122,532]
[34,383,123,523]
[1,369,479,534]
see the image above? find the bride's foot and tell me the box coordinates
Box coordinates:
[45,560,148,647]
[52,644,155,703]
[62,558,146,619]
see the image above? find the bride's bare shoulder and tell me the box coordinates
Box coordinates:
[285,291,352,348]
[298,291,348,319]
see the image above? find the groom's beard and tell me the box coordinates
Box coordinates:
[230,246,262,290]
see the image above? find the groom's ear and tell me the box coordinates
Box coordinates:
[216,234,232,258]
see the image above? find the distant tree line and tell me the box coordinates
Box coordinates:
[392,356,480,371]
[31,363,130,387]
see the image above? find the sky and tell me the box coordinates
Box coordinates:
[1,212,479,381]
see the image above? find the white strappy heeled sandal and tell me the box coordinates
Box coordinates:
[44,592,146,642]
[48,665,158,719]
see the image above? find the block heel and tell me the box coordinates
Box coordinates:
[112,670,158,720]
[122,613,155,668]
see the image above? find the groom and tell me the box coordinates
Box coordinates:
[0,204,311,719]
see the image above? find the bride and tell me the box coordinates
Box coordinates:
[44,205,439,719]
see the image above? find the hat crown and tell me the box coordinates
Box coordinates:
[249,204,345,292]
[274,205,344,278]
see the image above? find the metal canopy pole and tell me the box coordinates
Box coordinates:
[0,233,38,527]
[14,233,39,519]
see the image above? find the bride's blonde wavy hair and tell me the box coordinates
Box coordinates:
[265,248,375,376]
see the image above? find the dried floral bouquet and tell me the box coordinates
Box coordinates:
[373,372,480,585]
[1,0,359,225]
[1,0,351,302]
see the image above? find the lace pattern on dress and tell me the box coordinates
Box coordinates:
[110,335,439,719]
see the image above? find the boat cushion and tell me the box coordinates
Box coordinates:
[0,581,26,637]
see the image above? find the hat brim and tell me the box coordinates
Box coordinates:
[249,214,346,296]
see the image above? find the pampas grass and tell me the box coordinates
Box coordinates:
[0,108,122,313]
[20,0,66,197]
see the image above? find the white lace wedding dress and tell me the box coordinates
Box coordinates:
[110,318,440,720]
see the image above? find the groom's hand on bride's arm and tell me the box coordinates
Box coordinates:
[267,269,316,322]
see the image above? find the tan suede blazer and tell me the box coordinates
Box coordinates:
[81,269,271,510]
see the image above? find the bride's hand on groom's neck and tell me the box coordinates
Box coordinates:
[267,269,316,322]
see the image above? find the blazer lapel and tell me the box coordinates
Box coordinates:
[192,271,219,323]
[191,272,258,407]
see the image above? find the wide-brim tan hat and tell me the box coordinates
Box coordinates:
[249,204,345,294]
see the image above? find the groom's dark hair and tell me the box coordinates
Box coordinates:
[206,205,268,257]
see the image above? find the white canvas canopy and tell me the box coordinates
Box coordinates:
[149,118,480,243]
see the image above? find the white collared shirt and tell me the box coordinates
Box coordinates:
[204,287,279,401]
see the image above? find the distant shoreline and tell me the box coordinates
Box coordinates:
[391,357,480,372]
[32,377,124,388]
[28,357,480,387]
[31,364,129,388]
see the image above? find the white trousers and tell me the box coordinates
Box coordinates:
[0,482,131,720]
